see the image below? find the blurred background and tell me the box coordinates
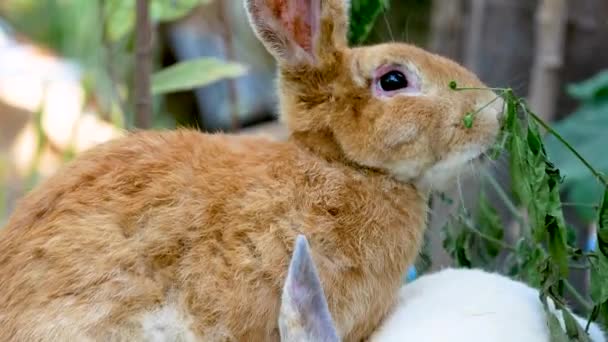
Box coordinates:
[0,0,607,313]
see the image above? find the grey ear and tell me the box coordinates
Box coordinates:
[279,235,340,342]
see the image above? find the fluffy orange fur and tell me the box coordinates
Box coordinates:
[0,0,502,341]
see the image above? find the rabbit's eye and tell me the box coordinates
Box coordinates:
[372,65,420,98]
[379,71,408,91]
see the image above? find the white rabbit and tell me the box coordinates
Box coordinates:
[280,235,606,342]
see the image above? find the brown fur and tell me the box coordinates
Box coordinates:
[0,0,502,341]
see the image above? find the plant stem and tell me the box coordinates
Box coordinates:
[462,217,517,252]
[452,86,507,92]
[562,202,600,210]
[569,262,590,270]
[564,280,593,313]
[482,169,525,224]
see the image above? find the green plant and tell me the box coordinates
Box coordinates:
[349,0,390,45]
[545,70,608,222]
[443,82,608,340]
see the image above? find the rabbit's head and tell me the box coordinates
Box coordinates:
[246,0,503,190]
[279,235,339,342]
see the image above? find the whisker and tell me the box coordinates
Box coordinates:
[502,73,529,93]
[400,14,411,43]
[456,174,467,214]
[383,9,395,42]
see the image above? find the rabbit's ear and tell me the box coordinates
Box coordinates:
[245,0,349,66]
[279,235,340,342]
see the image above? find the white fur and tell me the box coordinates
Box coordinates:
[389,159,427,182]
[416,145,482,190]
[279,237,606,342]
[140,305,197,342]
[370,268,606,342]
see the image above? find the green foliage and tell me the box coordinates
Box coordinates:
[152,58,247,95]
[349,0,389,45]
[445,81,608,338]
[545,70,608,222]
[104,0,212,42]
[442,192,505,270]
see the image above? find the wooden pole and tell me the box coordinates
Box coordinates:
[464,0,486,73]
[528,0,568,122]
[134,0,152,128]
[217,1,240,132]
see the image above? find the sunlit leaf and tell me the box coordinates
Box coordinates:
[151,58,247,95]
[151,0,212,23]
[104,0,212,42]
[104,0,135,42]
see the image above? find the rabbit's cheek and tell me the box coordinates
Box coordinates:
[416,145,486,191]
[380,122,419,149]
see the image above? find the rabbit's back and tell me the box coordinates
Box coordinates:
[0,130,292,340]
[0,130,422,341]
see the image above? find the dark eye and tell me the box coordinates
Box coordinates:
[379,70,408,92]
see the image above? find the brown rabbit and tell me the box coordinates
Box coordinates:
[0,0,503,341]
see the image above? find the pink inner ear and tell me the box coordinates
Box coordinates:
[270,0,320,55]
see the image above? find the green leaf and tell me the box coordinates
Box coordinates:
[454,232,473,268]
[542,298,571,342]
[545,101,608,188]
[588,300,608,330]
[568,180,602,222]
[567,70,608,102]
[151,58,247,95]
[546,216,569,276]
[598,188,608,258]
[441,217,473,268]
[476,192,504,258]
[514,241,544,288]
[104,0,136,42]
[104,0,211,42]
[349,0,389,45]
[562,307,593,342]
[539,258,562,297]
[589,253,608,304]
[544,72,608,218]
[151,0,212,23]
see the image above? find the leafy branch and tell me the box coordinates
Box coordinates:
[444,81,608,339]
